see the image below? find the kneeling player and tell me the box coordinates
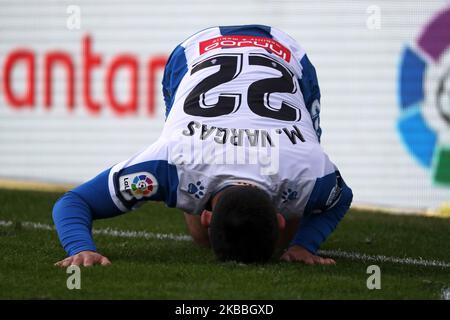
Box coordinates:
[53,25,353,266]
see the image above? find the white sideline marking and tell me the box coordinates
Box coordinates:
[92,227,191,241]
[0,220,191,242]
[1,220,449,268]
[318,249,450,268]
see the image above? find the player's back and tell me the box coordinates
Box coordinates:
[156,25,338,217]
[161,25,320,145]
[51,26,352,262]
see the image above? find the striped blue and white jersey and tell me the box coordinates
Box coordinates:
[106,25,343,219]
[53,25,353,257]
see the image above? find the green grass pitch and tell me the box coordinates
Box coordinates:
[0,188,449,299]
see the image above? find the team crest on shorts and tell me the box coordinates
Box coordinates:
[119,172,158,200]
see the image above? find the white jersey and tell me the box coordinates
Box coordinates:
[107,25,343,219]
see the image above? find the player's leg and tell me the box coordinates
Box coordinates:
[184,212,210,247]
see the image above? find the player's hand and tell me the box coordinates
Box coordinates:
[54,250,111,267]
[280,245,336,265]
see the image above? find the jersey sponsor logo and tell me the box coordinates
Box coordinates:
[199,36,291,62]
[119,172,158,200]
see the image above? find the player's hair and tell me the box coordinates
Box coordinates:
[210,186,279,263]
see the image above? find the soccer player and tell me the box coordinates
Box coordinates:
[53,25,353,267]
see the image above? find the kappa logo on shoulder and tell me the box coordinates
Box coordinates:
[119,172,158,200]
[325,184,342,209]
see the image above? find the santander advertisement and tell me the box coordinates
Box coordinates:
[2,35,167,117]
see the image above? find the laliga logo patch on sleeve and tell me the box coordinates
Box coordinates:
[119,172,158,200]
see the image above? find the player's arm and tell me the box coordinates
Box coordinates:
[183,211,210,247]
[281,172,353,264]
[52,168,122,267]
[54,43,186,267]
[53,143,178,267]
[298,54,322,142]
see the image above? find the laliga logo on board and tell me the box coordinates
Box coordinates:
[397,4,450,186]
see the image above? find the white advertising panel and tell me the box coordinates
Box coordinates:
[1,0,449,210]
